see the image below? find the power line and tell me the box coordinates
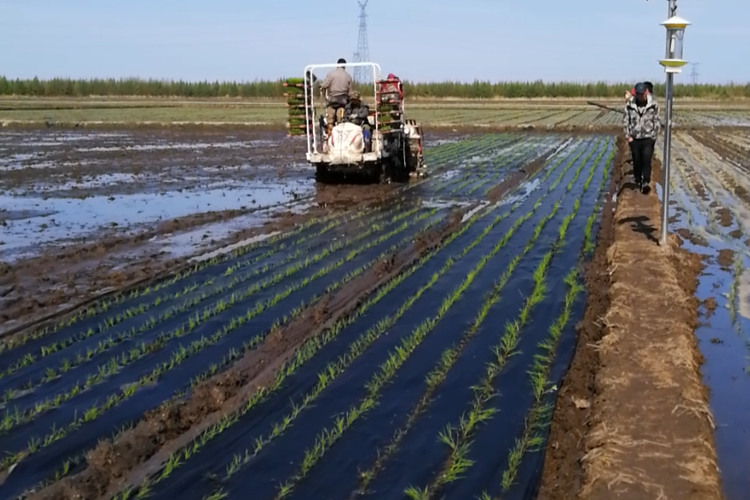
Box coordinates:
[352,0,370,84]
[690,62,700,84]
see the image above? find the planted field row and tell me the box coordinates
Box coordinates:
[425,135,566,200]
[127,137,612,500]
[0,133,614,500]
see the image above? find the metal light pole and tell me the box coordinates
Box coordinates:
[658,1,690,245]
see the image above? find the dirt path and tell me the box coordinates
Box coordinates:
[538,140,723,500]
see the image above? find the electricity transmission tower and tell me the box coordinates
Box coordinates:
[690,63,700,84]
[352,0,371,84]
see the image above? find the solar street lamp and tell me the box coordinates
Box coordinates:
[658,13,690,246]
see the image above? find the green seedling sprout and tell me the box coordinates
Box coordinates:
[401,138,604,499]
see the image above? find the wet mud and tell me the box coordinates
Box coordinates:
[538,140,723,500]
[717,249,735,270]
[0,128,426,338]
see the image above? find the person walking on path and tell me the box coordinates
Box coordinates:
[624,82,660,194]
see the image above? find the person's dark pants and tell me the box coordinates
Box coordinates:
[629,138,656,185]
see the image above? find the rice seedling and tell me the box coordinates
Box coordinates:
[352,161,593,494]
[729,252,743,325]
[584,138,615,253]
[0,212,355,355]
[0,209,437,431]
[0,215,443,471]
[465,140,564,196]
[264,142,599,499]
[443,142,533,195]
[0,206,414,390]
[115,147,574,498]
[484,268,583,497]
[401,140,602,499]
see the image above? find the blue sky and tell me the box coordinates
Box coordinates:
[0,0,747,84]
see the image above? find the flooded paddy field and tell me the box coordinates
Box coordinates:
[0,128,472,335]
[0,125,744,500]
[657,128,750,500]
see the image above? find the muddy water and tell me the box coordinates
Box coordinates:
[0,181,311,261]
[665,139,750,500]
[0,129,315,262]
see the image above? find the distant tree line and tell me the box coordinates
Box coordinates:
[1,76,748,99]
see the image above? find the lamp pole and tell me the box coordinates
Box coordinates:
[660,0,678,246]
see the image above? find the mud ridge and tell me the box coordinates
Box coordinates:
[25,203,476,500]
[579,143,722,498]
[536,136,623,500]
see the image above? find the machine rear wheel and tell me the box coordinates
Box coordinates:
[315,165,333,183]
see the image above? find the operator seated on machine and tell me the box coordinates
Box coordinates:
[344,90,372,152]
[320,58,353,136]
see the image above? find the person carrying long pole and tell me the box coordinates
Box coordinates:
[623,82,661,194]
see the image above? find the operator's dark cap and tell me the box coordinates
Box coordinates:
[634,82,647,95]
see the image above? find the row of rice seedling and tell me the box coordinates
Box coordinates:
[414,146,605,500]
[593,111,621,126]
[561,110,599,126]
[583,138,615,253]
[0,206,409,387]
[457,109,553,127]
[267,170,590,500]
[438,141,529,196]
[392,138,603,500]
[420,141,504,193]
[427,135,523,192]
[445,139,563,199]
[0,210,360,355]
[184,140,602,500]
[425,134,507,169]
[443,152,532,197]
[26,200,498,498]
[111,140,596,500]
[106,139,588,500]
[469,110,540,126]
[405,253,551,500]
[474,143,613,500]
[0,208,447,481]
[432,135,571,198]
[0,211,450,498]
[0,135,500,395]
[307,139,607,500]
[524,110,580,127]
[0,207,429,425]
[483,269,584,499]
[354,154,598,499]
[4,134,614,500]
